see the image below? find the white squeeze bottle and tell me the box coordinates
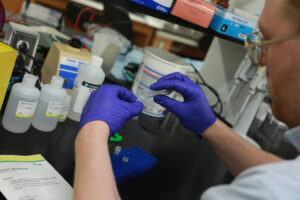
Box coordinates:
[59,94,71,122]
[68,55,105,122]
[32,76,66,132]
[2,74,40,134]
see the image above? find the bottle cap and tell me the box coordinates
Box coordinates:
[64,94,72,104]
[68,38,82,49]
[50,76,64,89]
[89,55,103,68]
[22,73,37,87]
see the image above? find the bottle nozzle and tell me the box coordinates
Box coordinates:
[22,74,37,87]
[90,55,103,68]
[50,76,64,89]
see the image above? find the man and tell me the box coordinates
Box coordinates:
[73,0,300,199]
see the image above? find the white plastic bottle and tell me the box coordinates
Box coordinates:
[32,76,67,132]
[68,56,105,122]
[59,94,71,122]
[2,74,40,134]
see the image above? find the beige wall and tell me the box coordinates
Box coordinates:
[2,0,69,12]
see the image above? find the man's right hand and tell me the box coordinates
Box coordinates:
[78,85,143,136]
[150,72,216,135]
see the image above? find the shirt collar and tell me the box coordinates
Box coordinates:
[284,126,300,153]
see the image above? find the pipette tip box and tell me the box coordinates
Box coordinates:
[111,146,157,183]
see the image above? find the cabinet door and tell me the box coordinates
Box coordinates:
[2,0,69,12]
[31,0,69,12]
[2,0,24,12]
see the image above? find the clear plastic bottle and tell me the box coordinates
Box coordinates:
[68,56,105,122]
[2,74,40,134]
[32,76,67,132]
[59,94,71,122]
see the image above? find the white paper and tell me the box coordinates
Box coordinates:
[46,102,64,117]
[16,101,38,118]
[0,155,73,200]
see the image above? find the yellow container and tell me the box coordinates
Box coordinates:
[0,42,18,111]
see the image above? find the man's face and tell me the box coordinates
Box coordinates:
[259,0,300,127]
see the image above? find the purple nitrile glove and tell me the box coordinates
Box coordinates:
[150,72,216,135]
[78,85,144,136]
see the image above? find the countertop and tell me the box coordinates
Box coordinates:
[0,111,231,200]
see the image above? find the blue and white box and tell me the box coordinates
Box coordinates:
[209,6,256,41]
[129,0,174,14]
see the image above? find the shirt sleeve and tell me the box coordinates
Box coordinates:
[201,160,300,200]
[201,174,272,200]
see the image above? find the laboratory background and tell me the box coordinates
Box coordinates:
[0,0,297,199]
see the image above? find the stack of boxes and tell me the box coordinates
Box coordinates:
[130,0,256,41]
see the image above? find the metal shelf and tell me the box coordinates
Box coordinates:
[121,0,244,45]
[69,0,244,45]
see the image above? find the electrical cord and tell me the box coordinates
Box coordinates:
[190,63,223,115]
[84,24,113,41]
[5,18,24,24]
[190,63,233,127]
[18,45,42,89]
[122,68,130,83]
[119,41,134,57]
[5,0,30,25]
[74,7,95,36]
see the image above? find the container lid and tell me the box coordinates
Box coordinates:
[89,55,104,68]
[144,47,190,70]
[22,73,37,87]
[50,76,64,88]
[64,94,72,104]
[68,38,82,49]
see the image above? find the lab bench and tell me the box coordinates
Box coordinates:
[0,112,232,200]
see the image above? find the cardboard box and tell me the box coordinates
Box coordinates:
[171,0,216,28]
[41,42,91,94]
[209,6,256,41]
[0,42,18,111]
[129,0,174,14]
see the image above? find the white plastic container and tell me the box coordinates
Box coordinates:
[32,76,67,132]
[68,56,105,122]
[58,94,71,122]
[132,47,190,117]
[92,28,123,76]
[2,74,40,133]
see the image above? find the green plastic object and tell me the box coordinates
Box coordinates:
[109,133,123,143]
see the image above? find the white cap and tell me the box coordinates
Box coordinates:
[64,94,72,104]
[22,73,37,87]
[50,76,64,88]
[90,55,103,68]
